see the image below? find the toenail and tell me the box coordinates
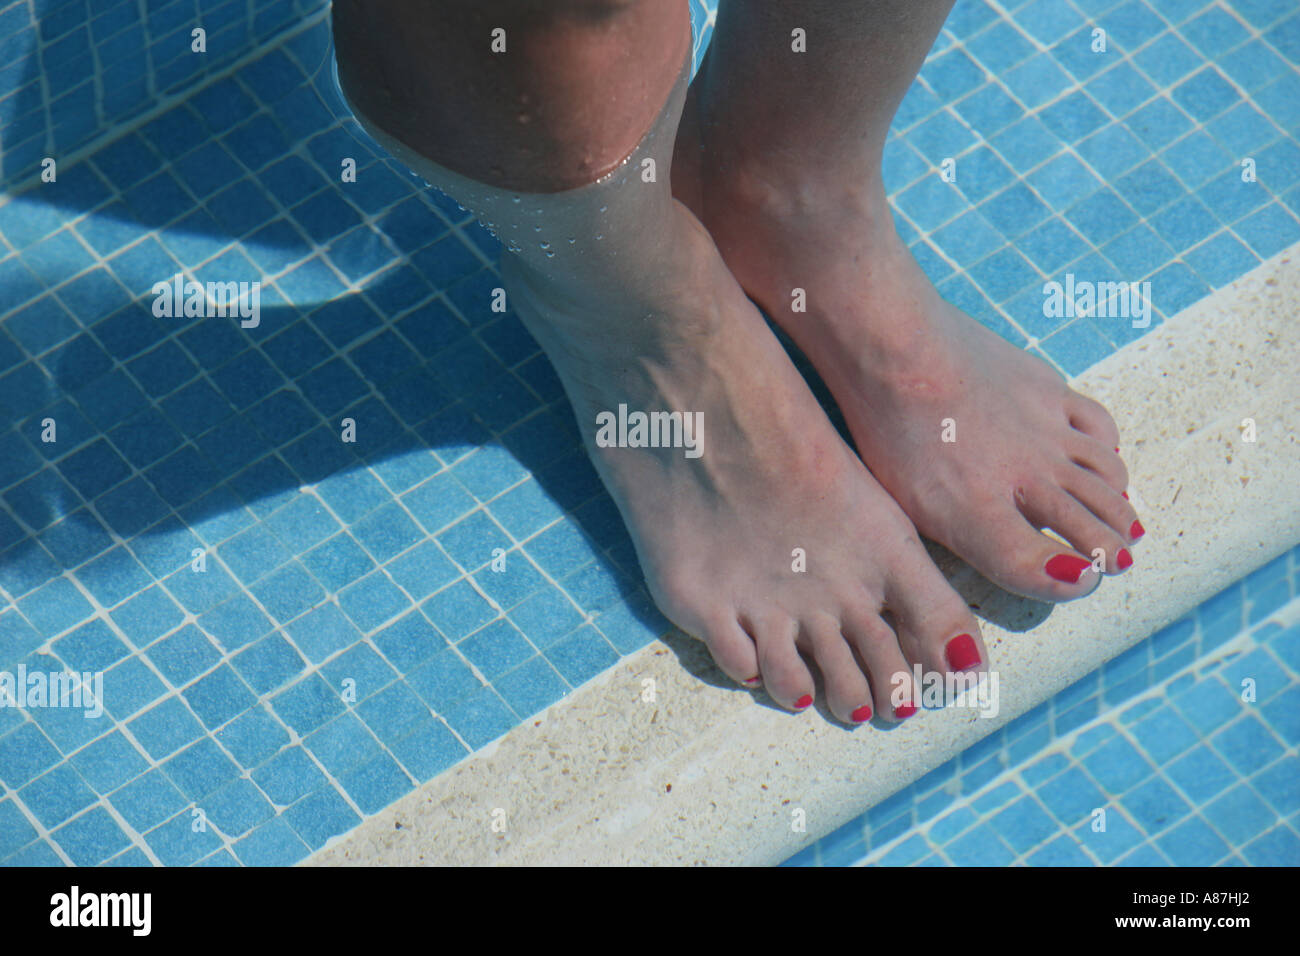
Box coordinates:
[1045,554,1092,583]
[1114,446,1120,454]
[893,703,917,720]
[794,694,813,710]
[742,675,761,687]
[1116,548,1133,571]
[945,633,981,671]
[1130,519,1145,540]
[851,705,873,723]
[1122,491,1129,500]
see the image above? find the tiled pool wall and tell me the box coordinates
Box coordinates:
[0,0,320,178]
[0,0,1297,866]
[785,547,1300,866]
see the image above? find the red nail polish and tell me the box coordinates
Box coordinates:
[1045,553,1092,583]
[851,705,873,723]
[1116,548,1133,571]
[894,703,917,719]
[945,633,980,671]
[1121,491,1129,500]
[794,694,813,709]
[1130,519,1145,540]
[1114,446,1120,454]
[743,675,761,686]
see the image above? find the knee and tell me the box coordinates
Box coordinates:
[551,0,652,21]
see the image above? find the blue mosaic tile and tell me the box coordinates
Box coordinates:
[1252,757,1300,818]
[1156,815,1231,865]
[233,816,310,866]
[1242,825,1300,866]
[1202,784,1278,846]
[1122,776,1192,834]
[5,0,1299,869]
[282,785,359,849]
[1211,714,1284,776]
[20,763,98,829]
[945,824,1016,866]
[215,705,290,770]
[338,753,413,815]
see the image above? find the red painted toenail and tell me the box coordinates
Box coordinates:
[743,675,761,686]
[894,704,917,719]
[945,633,981,671]
[1130,519,1145,540]
[851,705,873,723]
[794,694,813,709]
[1114,446,1120,454]
[1045,554,1092,583]
[1122,491,1129,500]
[1116,548,1133,570]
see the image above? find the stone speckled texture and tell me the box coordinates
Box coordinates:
[309,244,1299,866]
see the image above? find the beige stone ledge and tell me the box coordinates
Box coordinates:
[309,242,1300,867]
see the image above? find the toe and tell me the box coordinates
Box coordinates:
[701,614,762,687]
[747,614,815,711]
[1028,488,1130,576]
[884,549,987,679]
[1061,464,1142,550]
[1066,391,1120,448]
[803,615,874,724]
[1066,430,1128,492]
[951,498,1102,601]
[844,612,918,722]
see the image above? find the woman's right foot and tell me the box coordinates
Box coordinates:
[505,200,988,723]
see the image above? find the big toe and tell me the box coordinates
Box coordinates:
[950,499,1104,603]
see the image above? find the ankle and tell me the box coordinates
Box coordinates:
[694,129,891,231]
[501,205,735,367]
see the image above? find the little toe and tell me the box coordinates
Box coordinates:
[1066,391,1120,449]
[700,614,762,687]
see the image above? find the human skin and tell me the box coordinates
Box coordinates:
[332,0,1140,723]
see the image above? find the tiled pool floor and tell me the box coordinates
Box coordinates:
[2,0,1299,865]
[785,549,1300,866]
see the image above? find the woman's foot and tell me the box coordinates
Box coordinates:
[505,201,988,721]
[333,0,991,720]
[675,105,1144,604]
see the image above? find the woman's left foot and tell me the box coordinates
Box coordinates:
[674,95,1145,604]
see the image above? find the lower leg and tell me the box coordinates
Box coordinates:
[334,0,987,722]
[334,0,690,193]
[679,0,1145,601]
[686,0,953,193]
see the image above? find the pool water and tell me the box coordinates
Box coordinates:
[1,0,1298,865]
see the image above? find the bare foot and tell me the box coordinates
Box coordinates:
[504,201,989,721]
[676,106,1144,603]
[335,16,991,720]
